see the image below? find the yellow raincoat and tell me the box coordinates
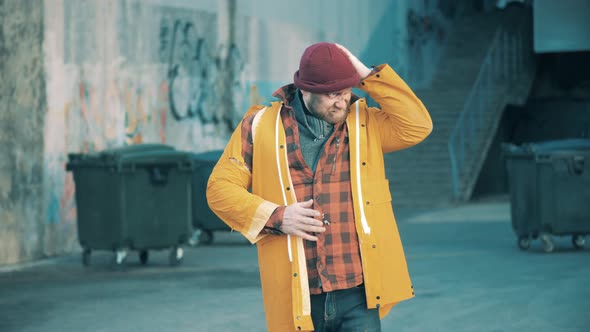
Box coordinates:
[207,64,432,331]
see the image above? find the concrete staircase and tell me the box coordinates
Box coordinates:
[386,8,534,208]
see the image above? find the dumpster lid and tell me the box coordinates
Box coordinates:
[191,150,224,162]
[118,149,194,166]
[503,139,590,157]
[68,144,175,162]
[102,143,175,156]
[528,139,590,153]
[66,144,194,170]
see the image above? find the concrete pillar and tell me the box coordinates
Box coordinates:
[217,0,237,130]
[0,0,47,265]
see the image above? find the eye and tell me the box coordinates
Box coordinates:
[325,89,352,99]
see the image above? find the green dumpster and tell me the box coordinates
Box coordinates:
[503,139,590,252]
[190,150,230,245]
[66,144,195,266]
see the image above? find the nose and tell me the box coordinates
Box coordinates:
[334,99,347,109]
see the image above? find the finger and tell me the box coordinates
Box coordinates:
[334,43,370,78]
[298,217,324,226]
[298,199,314,208]
[298,208,321,218]
[334,43,350,56]
[298,225,326,233]
[294,230,319,242]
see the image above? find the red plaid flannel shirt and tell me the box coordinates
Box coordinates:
[240,85,363,294]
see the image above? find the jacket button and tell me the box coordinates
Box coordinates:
[376,296,380,300]
[366,201,370,205]
[361,124,365,127]
[280,145,284,149]
[372,244,377,248]
[293,273,298,277]
[362,162,366,166]
[286,187,291,191]
[361,82,365,86]
[376,74,381,78]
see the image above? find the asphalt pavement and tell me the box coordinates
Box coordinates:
[1,198,588,332]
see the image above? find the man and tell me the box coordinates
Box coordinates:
[207,42,432,332]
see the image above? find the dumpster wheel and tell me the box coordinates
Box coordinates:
[139,250,149,265]
[199,230,214,245]
[540,234,554,253]
[82,248,92,266]
[169,246,183,266]
[572,235,585,249]
[114,249,128,265]
[517,236,530,250]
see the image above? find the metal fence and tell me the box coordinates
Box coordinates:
[448,18,534,199]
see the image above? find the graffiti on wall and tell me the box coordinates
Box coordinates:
[160,18,218,122]
[158,16,247,132]
[45,4,251,233]
[64,76,167,151]
[61,5,249,149]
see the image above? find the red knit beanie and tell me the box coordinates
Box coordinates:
[293,42,360,94]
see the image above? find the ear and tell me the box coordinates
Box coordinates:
[299,89,312,108]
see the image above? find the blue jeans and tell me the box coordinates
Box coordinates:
[310,285,381,332]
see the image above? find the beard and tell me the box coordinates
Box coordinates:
[309,104,349,124]
[308,100,350,124]
[320,107,349,124]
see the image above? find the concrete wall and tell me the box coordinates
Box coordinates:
[0,0,47,264]
[1,0,452,265]
[394,0,455,87]
[237,0,409,98]
[534,0,590,53]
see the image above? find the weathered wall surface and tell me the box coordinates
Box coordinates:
[0,0,47,264]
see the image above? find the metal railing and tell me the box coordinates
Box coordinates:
[448,18,534,200]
